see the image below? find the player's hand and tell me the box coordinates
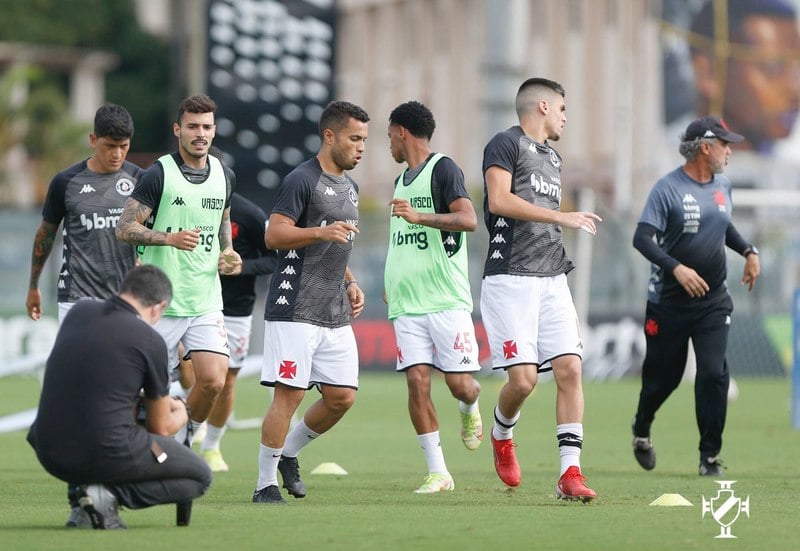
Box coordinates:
[389,199,421,224]
[559,211,603,235]
[26,288,42,321]
[320,221,359,244]
[741,254,760,291]
[673,264,710,298]
[218,248,243,276]
[167,228,201,251]
[347,282,365,318]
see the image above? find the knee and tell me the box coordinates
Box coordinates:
[554,361,582,390]
[195,374,225,397]
[405,368,431,396]
[324,390,356,416]
[446,375,480,402]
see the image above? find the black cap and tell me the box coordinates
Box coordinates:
[684,116,744,143]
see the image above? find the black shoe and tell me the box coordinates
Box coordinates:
[278,455,307,498]
[633,437,656,470]
[631,418,656,470]
[252,485,286,504]
[699,457,726,477]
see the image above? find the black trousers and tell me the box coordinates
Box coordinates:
[633,293,733,460]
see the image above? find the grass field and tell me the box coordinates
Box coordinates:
[1,371,797,550]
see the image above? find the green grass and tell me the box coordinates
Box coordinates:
[1,372,797,550]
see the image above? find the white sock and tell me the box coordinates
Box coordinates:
[557,422,583,475]
[282,420,320,458]
[201,423,226,451]
[458,400,479,414]
[256,444,282,490]
[418,431,448,475]
[492,406,520,441]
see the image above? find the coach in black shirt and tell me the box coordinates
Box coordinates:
[27,265,212,529]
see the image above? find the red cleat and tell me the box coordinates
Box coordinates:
[556,466,597,502]
[491,435,521,487]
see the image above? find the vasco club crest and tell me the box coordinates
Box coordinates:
[701,480,750,539]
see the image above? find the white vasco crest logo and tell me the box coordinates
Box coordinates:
[549,149,561,168]
[702,480,750,539]
[116,178,134,196]
[348,187,358,206]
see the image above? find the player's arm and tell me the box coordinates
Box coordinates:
[485,165,600,234]
[633,222,709,298]
[218,206,242,275]
[144,395,189,436]
[344,266,364,318]
[265,212,358,250]
[726,223,760,291]
[390,197,477,231]
[26,220,59,320]
[116,197,200,250]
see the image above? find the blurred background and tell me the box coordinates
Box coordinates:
[0,0,797,380]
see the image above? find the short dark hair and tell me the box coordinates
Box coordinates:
[177,95,217,123]
[120,265,172,307]
[389,101,436,140]
[517,77,566,99]
[94,104,134,141]
[690,0,796,53]
[319,100,370,137]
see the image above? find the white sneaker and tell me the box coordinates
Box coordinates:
[82,484,127,530]
[413,473,455,494]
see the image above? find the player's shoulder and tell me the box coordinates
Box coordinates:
[51,160,89,185]
[283,158,321,187]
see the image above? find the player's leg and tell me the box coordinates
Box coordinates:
[691,295,733,476]
[430,310,482,451]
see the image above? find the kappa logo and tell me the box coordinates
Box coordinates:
[285,250,299,259]
[490,250,504,259]
[444,235,456,246]
[275,296,289,305]
[683,193,697,203]
[459,357,472,365]
[281,266,296,275]
[491,234,506,243]
[324,186,336,196]
[278,280,293,290]
[79,184,96,194]
[171,196,186,206]
[702,480,750,539]
[494,218,508,228]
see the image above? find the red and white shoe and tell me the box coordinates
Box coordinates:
[556,466,597,502]
[491,435,521,487]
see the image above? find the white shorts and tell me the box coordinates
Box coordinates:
[155,311,229,370]
[224,315,253,369]
[392,310,480,373]
[57,301,76,324]
[261,321,359,390]
[480,273,582,372]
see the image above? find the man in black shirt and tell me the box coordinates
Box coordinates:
[27,265,212,529]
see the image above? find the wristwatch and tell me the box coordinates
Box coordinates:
[744,246,759,258]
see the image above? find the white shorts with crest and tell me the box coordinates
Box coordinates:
[392,309,480,373]
[155,311,229,370]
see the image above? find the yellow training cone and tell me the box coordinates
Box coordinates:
[310,462,348,475]
[649,493,693,506]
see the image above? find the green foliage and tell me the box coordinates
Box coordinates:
[0,0,170,152]
[1,373,797,549]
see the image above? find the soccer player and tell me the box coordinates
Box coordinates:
[631,116,760,476]
[26,104,142,323]
[481,78,601,501]
[384,101,482,493]
[27,265,211,529]
[199,191,277,472]
[116,95,242,442]
[252,101,369,504]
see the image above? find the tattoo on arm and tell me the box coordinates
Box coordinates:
[116,199,169,245]
[29,222,58,288]
[219,208,233,250]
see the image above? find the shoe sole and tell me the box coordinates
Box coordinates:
[556,489,596,503]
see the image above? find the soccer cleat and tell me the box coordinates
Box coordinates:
[65,506,92,528]
[460,410,483,450]
[80,484,127,529]
[699,456,726,477]
[413,473,455,494]
[278,455,307,498]
[556,466,597,502]
[200,448,230,472]
[632,436,656,470]
[491,435,521,487]
[252,485,286,504]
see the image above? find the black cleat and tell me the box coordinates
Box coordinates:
[633,436,656,470]
[699,457,726,477]
[278,455,307,498]
[252,485,286,504]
